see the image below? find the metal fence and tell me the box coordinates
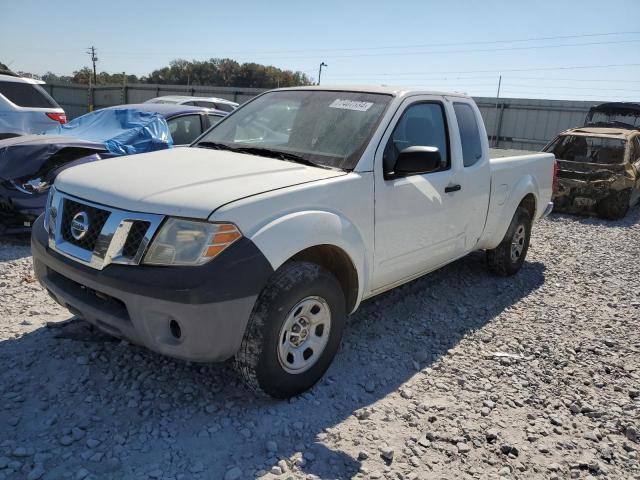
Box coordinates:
[45,82,600,151]
[475,96,596,150]
[42,82,266,120]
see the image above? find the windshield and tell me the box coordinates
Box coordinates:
[545,135,626,165]
[586,107,640,128]
[195,90,392,170]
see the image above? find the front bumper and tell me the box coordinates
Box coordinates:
[31,215,274,362]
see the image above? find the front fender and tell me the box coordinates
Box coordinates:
[481,175,539,249]
[249,210,369,310]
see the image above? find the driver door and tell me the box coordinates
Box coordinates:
[371,97,466,292]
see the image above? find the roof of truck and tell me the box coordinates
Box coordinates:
[275,84,472,98]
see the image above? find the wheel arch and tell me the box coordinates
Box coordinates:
[479,175,540,250]
[248,210,368,313]
[288,244,359,314]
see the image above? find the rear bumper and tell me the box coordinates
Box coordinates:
[541,201,554,218]
[31,215,274,362]
[553,175,633,215]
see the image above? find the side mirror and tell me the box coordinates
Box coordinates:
[393,146,442,177]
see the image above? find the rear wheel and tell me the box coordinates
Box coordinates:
[486,207,532,276]
[597,190,630,220]
[234,261,346,399]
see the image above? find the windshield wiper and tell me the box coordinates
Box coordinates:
[195,141,238,151]
[232,146,337,170]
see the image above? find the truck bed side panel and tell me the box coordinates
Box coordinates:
[478,152,554,250]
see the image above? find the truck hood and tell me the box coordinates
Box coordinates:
[55,147,346,218]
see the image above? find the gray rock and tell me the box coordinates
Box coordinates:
[86,438,100,448]
[380,447,394,462]
[224,466,242,480]
[400,388,414,399]
[266,440,278,452]
[75,468,90,480]
[457,443,471,453]
[27,466,45,480]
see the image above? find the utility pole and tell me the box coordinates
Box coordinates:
[492,75,502,148]
[87,46,98,85]
[318,62,327,85]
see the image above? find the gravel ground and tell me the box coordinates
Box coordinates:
[0,210,638,480]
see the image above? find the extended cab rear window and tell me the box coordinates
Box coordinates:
[545,135,626,165]
[0,80,59,108]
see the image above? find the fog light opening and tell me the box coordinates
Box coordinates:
[169,319,182,339]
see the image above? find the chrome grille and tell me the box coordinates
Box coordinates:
[61,199,110,251]
[122,220,151,258]
[47,190,164,270]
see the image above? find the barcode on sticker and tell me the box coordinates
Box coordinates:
[329,99,373,111]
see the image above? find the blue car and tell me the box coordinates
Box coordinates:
[0,103,226,233]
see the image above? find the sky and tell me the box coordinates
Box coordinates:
[1,0,639,102]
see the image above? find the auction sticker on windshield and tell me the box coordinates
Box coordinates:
[329,99,373,111]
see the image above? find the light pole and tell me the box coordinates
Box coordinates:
[318,62,327,85]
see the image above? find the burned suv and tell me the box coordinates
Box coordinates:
[544,103,640,219]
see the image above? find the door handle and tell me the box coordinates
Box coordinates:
[445,184,462,193]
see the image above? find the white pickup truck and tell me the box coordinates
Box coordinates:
[32,86,555,398]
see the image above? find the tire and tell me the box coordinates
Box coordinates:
[486,207,532,276]
[234,261,346,399]
[597,190,630,220]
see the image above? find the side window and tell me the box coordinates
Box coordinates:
[194,101,216,109]
[214,103,235,113]
[453,102,483,167]
[182,101,197,106]
[0,81,59,108]
[383,102,449,176]
[167,115,203,145]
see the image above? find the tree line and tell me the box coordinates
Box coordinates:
[2,58,314,88]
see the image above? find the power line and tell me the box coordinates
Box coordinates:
[89,30,640,57]
[499,83,640,93]
[323,63,640,78]
[97,39,640,61]
[508,76,640,83]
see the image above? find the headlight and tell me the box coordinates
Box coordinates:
[143,218,242,266]
[44,186,57,233]
[10,178,51,195]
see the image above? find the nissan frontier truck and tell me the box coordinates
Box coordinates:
[32,86,555,398]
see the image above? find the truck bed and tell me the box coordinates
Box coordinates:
[489,148,538,159]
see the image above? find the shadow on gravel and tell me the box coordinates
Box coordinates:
[0,251,546,479]
[0,235,32,261]
[546,203,640,229]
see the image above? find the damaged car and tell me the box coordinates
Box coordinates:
[544,105,640,219]
[0,104,226,233]
[584,102,640,129]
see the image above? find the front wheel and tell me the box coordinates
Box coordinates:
[486,207,532,276]
[234,261,346,399]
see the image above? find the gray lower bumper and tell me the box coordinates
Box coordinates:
[31,215,273,362]
[542,201,554,218]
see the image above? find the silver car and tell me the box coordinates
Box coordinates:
[0,71,67,139]
[144,95,239,113]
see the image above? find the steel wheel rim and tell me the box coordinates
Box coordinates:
[510,224,526,263]
[277,296,331,374]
